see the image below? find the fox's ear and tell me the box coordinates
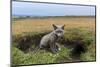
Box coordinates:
[52,24,57,30]
[62,25,65,30]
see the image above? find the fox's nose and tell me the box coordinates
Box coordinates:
[57,33,62,37]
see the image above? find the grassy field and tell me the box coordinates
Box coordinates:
[12,16,95,35]
[12,16,96,66]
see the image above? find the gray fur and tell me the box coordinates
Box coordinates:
[39,24,65,53]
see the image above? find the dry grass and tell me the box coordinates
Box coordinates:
[12,16,95,35]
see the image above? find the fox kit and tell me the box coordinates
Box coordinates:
[39,24,65,53]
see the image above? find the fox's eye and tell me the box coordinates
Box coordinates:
[57,31,62,33]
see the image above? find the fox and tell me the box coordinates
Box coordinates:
[39,24,65,53]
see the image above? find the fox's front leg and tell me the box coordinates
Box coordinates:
[55,43,61,52]
[50,42,58,54]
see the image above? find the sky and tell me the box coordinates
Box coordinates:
[12,1,95,16]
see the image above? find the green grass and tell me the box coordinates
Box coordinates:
[80,44,96,61]
[12,44,71,65]
[12,28,96,66]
